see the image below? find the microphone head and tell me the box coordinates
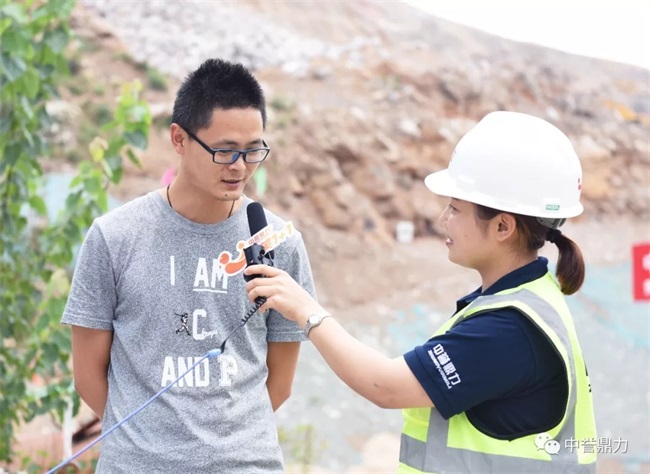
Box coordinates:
[246,202,268,236]
[245,201,274,268]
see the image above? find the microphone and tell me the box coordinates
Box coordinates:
[244,202,274,282]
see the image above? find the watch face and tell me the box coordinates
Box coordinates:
[308,315,320,324]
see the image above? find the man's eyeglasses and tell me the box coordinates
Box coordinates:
[179,125,270,164]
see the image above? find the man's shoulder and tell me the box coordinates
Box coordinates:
[93,191,159,239]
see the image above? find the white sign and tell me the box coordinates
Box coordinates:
[396,221,414,244]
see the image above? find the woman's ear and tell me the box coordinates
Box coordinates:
[495,213,517,242]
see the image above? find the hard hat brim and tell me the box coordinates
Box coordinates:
[424,170,584,219]
[424,170,460,200]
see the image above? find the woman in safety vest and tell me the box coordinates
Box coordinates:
[246,111,597,473]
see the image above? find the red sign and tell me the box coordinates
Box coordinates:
[632,243,650,301]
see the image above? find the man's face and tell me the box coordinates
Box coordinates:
[175,107,264,202]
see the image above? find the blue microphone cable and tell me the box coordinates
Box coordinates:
[45,348,221,474]
[46,296,267,473]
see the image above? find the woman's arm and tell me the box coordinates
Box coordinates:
[245,265,433,409]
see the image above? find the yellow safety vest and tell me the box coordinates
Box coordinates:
[399,272,597,473]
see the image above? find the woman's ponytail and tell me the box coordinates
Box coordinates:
[548,230,585,295]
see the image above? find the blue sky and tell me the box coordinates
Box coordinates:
[403,0,650,70]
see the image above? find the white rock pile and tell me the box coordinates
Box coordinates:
[82,0,378,79]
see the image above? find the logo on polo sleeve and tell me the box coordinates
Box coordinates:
[427,343,461,388]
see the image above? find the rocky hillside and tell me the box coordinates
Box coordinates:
[55,0,649,309]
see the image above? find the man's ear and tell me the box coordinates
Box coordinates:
[170,123,186,155]
[495,213,517,242]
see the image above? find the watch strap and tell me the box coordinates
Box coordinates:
[305,314,332,337]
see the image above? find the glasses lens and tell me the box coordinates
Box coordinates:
[245,148,268,163]
[213,150,238,164]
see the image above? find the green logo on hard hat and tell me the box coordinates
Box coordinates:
[545,204,560,211]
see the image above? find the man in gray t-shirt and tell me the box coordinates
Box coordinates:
[62,59,316,473]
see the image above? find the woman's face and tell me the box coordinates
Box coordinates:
[437,198,495,270]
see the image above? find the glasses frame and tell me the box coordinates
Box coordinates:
[179,125,270,164]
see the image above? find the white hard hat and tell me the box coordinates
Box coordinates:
[425,111,583,220]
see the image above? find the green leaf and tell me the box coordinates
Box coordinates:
[0,53,26,82]
[19,94,33,118]
[19,68,39,99]
[126,148,141,167]
[36,64,55,79]
[109,164,122,184]
[63,220,80,241]
[1,29,30,56]
[28,195,47,216]
[41,342,59,366]
[31,3,54,22]
[69,174,82,188]
[97,192,108,212]
[0,18,12,36]
[254,167,267,196]
[106,153,121,174]
[0,114,10,135]
[128,105,150,123]
[40,44,57,66]
[43,28,69,54]
[2,142,21,165]
[64,190,81,210]
[42,0,76,18]
[124,130,147,149]
[83,175,101,195]
[0,3,27,24]
[20,121,34,148]
[77,161,92,175]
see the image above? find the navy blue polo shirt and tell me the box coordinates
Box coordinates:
[403,257,568,440]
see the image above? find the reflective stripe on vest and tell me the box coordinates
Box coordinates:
[399,272,597,474]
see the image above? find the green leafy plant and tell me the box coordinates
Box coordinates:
[0,0,151,464]
[146,65,167,91]
[269,94,294,112]
[278,423,326,473]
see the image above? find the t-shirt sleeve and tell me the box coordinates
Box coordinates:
[266,236,316,342]
[61,221,117,331]
[403,309,537,419]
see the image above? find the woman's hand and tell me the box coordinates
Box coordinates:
[244,265,325,328]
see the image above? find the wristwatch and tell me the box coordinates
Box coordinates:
[304,314,331,337]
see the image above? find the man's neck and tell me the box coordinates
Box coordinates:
[162,182,240,224]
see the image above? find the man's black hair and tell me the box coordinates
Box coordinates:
[171,58,267,133]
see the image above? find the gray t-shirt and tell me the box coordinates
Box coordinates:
[62,191,315,473]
